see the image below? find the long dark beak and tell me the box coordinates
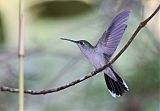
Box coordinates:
[60,38,78,43]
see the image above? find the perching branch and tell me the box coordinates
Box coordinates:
[0,4,159,95]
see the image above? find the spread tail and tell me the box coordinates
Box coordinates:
[104,68,129,97]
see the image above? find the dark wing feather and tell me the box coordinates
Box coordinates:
[96,11,130,57]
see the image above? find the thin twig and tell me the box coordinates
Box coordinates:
[0,4,159,95]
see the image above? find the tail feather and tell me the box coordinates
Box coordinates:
[110,67,129,90]
[104,68,128,97]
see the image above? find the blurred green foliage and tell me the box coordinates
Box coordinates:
[30,1,94,18]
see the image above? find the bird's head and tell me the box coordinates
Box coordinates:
[61,38,94,53]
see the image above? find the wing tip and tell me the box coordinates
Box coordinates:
[111,10,131,26]
[120,10,131,15]
[117,10,131,19]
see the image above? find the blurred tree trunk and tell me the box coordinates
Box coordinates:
[0,14,5,43]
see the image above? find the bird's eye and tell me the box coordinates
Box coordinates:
[79,41,84,45]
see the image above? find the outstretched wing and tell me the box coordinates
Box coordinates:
[96,11,130,57]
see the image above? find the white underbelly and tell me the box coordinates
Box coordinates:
[86,53,116,80]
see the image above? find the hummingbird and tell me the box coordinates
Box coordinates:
[61,11,130,97]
